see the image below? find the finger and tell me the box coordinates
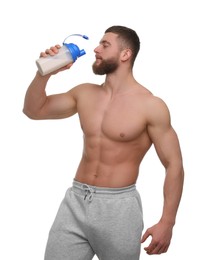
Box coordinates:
[144,237,160,253]
[152,245,168,255]
[66,63,73,69]
[50,46,59,54]
[162,244,170,253]
[149,244,163,255]
[144,244,157,255]
[141,230,150,243]
[40,52,47,58]
[45,48,56,56]
[145,242,170,255]
[39,44,61,58]
[144,240,156,253]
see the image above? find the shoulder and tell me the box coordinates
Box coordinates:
[136,85,170,115]
[143,92,171,127]
[131,84,171,126]
[68,83,102,98]
[145,94,169,112]
[69,82,101,92]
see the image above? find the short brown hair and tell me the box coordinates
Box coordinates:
[105,25,140,66]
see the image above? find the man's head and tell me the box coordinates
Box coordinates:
[92,25,140,75]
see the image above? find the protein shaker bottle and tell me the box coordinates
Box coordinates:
[36,34,89,76]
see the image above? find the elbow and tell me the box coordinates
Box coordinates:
[177,160,185,179]
[175,164,185,184]
[22,108,40,120]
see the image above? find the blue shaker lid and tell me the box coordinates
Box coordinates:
[63,34,89,62]
[63,43,86,61]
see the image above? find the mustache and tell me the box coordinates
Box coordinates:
[95,55,102,59]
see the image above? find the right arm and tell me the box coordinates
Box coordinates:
[23,45,77,120]
[23,72,77,120]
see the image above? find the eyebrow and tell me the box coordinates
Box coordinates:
[99,40,111,45]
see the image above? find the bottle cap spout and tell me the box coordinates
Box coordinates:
[79,49,86,57]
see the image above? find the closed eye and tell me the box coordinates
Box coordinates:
[100,40,111,48]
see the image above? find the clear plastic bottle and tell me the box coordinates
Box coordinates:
[36,34,89,76]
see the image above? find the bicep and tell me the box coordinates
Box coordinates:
[147,99,182,168]
[39,91,77,119]
[150,126,182,168]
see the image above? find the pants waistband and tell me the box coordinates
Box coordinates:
[72,180,136,202]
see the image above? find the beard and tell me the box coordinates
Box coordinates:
[92,57,119,75]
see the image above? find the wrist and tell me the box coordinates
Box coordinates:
[35,71,51,80]
[159,217,175,227]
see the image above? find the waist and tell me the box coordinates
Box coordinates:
[72,180,137,202]
[75,163,139,188]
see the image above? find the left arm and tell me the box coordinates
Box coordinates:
[141,97,184,255]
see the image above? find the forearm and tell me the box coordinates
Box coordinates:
[23,72,51,119]
[160,164,184,226]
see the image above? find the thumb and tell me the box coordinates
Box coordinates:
[141,229,151,243]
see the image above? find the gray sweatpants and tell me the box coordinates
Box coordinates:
[44,180,144,260]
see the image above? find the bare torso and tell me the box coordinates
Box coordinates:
[23,34,184,253]
[74,83,153,187]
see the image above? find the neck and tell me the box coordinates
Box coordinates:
[103,69,136,96]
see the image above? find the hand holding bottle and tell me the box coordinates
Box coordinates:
[36,34,89,76]
[38,44,73,75]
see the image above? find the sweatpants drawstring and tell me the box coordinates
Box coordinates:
[82,184,95,202]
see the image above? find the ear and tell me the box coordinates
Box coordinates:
[121,48,132,62]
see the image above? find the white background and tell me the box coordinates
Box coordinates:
[1,0,218,259]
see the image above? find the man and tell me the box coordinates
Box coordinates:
[23,25,184,259]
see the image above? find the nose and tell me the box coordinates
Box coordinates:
[94,44,100,54]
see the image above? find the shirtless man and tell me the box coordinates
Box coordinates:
[23,25,184,260]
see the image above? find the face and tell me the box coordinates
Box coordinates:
[92,33,121,75]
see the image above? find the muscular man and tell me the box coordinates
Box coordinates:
[23,25,184,260]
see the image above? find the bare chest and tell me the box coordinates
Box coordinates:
[78,95,147,142]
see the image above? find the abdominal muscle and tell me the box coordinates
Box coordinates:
[74,132,151,188]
